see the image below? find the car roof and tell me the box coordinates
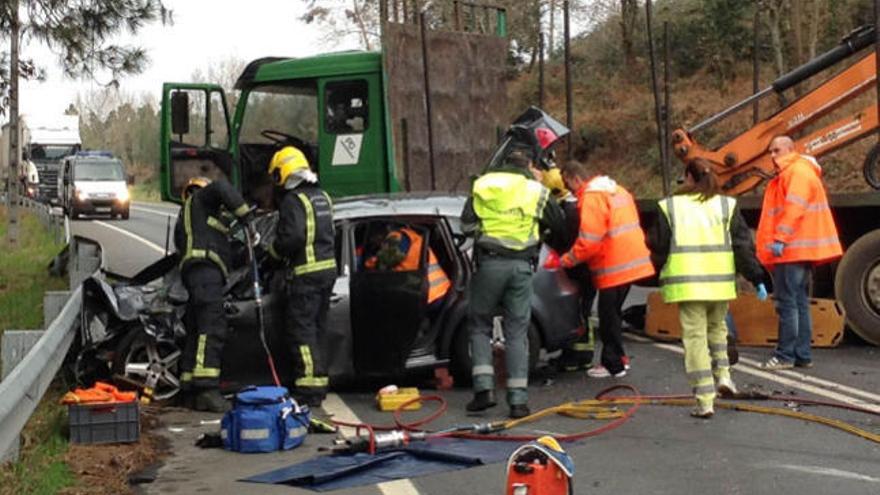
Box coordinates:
[333,192,466,221]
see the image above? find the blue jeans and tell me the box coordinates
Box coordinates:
[772,262,813,363]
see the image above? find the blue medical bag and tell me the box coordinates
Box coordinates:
[221,385,310,453]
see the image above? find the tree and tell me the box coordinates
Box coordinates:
[301,0,380,51]
[3,0,169,243]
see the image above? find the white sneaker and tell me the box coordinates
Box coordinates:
[716,377,738,397]
[691,402,715,418]
[587,365,626,378]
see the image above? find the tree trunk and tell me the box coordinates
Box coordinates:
[549,0,556,58]
[765,0,787,77]
[620,0,638,67]
[807,0,823,60]
[352,0,373,51]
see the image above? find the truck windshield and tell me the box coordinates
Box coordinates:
[31,145,77,162]
[239,84,318,144]
[74,161,125,181]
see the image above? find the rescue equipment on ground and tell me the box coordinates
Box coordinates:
[505,436,574,495]
[377,386,422,411]
[221,385,310,453]
[60,381,137,404]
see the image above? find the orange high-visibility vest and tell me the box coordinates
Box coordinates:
[560,176,655,289]
[366,227,451,304]
[756,152,842,267]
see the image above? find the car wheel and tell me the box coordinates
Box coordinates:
[451,320,541,388]
[112,331,183,401]
[121,208,130,220]
[71,207,80,220]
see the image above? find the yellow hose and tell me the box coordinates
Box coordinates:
[501,397,880,444]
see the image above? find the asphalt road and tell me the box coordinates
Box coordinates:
[70,202,880,495]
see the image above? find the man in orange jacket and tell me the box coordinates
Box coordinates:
[558,160,655,378]
[756,136,842,370]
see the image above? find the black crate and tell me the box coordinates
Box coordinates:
[68,401,140,444]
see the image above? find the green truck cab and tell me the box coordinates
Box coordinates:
[160,52,395,203]
[160,8,509,204]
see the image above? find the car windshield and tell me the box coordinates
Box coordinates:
[239,84,318,144]
[75,161,125,181]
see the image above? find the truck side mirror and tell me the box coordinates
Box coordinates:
[171,91,190,136]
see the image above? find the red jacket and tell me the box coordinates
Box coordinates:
[756,152,842,267]
[560,176,654,289]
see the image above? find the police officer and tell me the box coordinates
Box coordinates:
[461,149,566,419]
[174,176,251,412]
[268,146,336,408]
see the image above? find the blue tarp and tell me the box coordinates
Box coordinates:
[241,438,523,491]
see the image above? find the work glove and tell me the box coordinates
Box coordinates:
[770,241,785,258]
[756,283,768,301]
[543,250,561,270]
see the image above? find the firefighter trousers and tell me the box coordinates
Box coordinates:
[181,263,227,390]
[284,272,335,406]
[468,256,533,406]
[679,300,731,407]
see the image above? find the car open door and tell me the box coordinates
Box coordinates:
[160,83,233,203]
[349,222,431,375]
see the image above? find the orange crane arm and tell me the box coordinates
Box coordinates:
[670,27,878,195]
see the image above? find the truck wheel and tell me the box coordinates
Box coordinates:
[863,143,880,190]
[121,209,130,220]
[834,230,880,345]
[450,320,541,387]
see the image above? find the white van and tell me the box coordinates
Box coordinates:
[61,152,130,220]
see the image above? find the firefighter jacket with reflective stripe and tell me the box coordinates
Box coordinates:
[560,176,654,289]
[656,194,737,303]
[464,170,563,259]
[756,152,842,267]
[174,179,249,278]
[273,184,337,277]
[365,227,451,304]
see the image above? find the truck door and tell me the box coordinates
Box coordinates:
[159,83,232,203]
[317,75,388,196]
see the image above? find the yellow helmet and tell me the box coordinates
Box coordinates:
[182,176,210,200]
[268,146,310,186]
[541,167,568,199]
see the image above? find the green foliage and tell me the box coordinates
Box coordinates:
[0,385,74,495]
[0,1,170,114]
[0,206,66,332]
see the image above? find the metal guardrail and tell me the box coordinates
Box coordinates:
[0,284,82,462]
[0,219,102,462]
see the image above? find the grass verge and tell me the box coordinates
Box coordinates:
[0,205,67,332]
[130,180,161,202]
[0,205,74,494]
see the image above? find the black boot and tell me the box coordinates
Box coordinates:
[465,390,497,412]
[727,335,739,366]
[194,389,230,413]
[509,404,531,419]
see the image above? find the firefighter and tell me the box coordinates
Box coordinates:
[174,176,252,412]
[364,224,451,310]
[650,159,767,418]
[461,149,566,419]
[558,160,655,379]
[756,135,842,370]
[268,146,336,408]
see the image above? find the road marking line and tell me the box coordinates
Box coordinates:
[131,205,178,218]
[771,465,880,483]
[626,334,880,413]
[322,393,421,495]
[93,220,166,255]
[738,356,880,403]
